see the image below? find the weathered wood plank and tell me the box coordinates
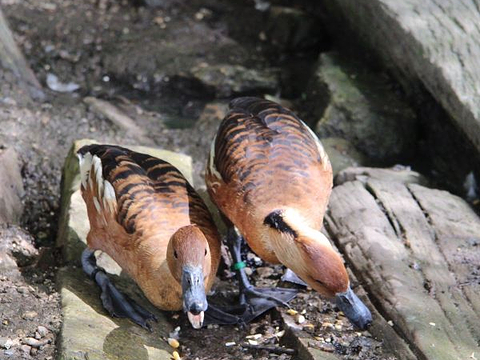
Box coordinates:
[322,0,480,156]
[408,184,480,316]
[335,166,428,187]
[326,177,480,360]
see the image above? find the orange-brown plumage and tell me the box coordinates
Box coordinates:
[206,97,348,298]
[78,145,221,313]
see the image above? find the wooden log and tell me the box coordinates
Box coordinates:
[325,173,480,360]
[0,7,44,100]
[321,0,480,160]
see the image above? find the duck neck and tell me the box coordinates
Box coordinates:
[267,209,333,279]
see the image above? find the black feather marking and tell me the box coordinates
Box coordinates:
[263,210,297,237]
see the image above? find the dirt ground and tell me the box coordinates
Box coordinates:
[0,0,421,359]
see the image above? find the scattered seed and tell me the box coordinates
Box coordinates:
[246,334,262,340]
[225,342,236,347]
[303,324,315,330]
[429,322,436,326]
[335,324,342,331]
[274,330,285,338]
[388,320,394,326]
[286,309,297,316]
[248,339,259,346]
[168,338,180,349]
[172,350,181,360]
[322,322,334,329]
[300,309,307,315]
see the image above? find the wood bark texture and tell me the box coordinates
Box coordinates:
[323,0,480,155]
[326,170,480,360]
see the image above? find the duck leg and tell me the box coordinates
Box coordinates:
[226,227,297,320]
[81,248,157,330]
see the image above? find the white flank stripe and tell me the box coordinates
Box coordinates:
[92,155,104,198]
[103,180,117,213]
[78,152,93,189]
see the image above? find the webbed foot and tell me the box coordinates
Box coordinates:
[81,248,157,330]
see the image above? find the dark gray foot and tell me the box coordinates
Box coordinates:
[224,228,298,322]
[204,304,245,326]
[81,248,157,330]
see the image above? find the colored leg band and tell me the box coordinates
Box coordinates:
[231,261,246,271]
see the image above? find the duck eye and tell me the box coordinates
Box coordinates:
[204,248,207,256]
[174,250,178,259]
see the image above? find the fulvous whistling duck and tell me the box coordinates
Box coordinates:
[205,97,372,329]
[77,144,223,329]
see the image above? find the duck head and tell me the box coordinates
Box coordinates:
[264,209,372,330]
[167,225,211,329]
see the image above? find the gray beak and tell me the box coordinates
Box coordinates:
[182,266,208,329]
[335,286,372,330]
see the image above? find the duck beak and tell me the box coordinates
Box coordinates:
[335,286,372,330]
[182,266,208,329]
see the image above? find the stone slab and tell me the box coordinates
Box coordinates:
[57,267,172,360]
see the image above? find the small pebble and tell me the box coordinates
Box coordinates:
[274,330,285,338]
[37,326,49,338]
[256,267,274,278]
[30,347,38,356]
[387,320,394,326]
[245,334,261,340]
[247,339,259,346]
[0,337,13,349]
[20,344,31,353]
[22,311,38,320]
